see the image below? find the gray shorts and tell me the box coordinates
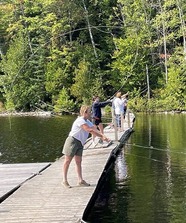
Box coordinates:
[62,136,83,157]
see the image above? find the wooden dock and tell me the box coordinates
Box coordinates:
[0,113,135,223]
[0,163,51,204]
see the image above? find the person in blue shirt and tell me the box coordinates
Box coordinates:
[92,96,112,144]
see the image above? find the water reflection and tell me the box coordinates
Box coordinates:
[115,151,128,183]
[0,115,75,163]
[88,113,186,223]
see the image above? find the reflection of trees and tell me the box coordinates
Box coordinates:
[124,114,174,222]
[149,114,172,222]
[109,114,185,223]
[145,114,186,222]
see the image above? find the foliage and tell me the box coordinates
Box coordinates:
[159,48,186,111]
[54,87,75,113]
[0,0,186,113]
[1,33,28,111]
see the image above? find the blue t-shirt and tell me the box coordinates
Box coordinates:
[92,101,111,118]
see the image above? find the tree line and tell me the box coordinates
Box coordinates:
[0,0,185,113]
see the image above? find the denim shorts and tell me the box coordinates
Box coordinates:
[62,136,83,157]
[116,114,121,127]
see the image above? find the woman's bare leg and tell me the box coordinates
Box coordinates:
[63,155,73,183]
[74,155,83,182]
[74,155,90,186]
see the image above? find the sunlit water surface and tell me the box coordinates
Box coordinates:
[0,113,185,223]
[88,113,186,223]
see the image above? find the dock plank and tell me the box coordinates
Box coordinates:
[0,113,135,222]
[0,146,116,222]
[0,163,51,203]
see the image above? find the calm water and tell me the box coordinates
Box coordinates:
[0,115,75,163]
[88,113,186,223]
[0,113,186,223]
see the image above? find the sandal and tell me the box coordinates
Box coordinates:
[62,181,72,188]
[78,180,90,187]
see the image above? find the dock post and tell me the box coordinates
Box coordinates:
[121,112,124,131]
[127,110,131,128]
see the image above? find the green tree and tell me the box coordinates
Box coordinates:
[0,32,47,111]
[0,0,186,112]
[54,87,75,113]
[71,59,93,103]
[160,48,186,110]
[111,0,157,95]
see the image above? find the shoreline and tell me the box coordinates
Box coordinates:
[0,111,52,117]
[0,110,185,117]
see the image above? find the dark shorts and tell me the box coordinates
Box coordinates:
[62,136,83,157]
[92,117,102,126]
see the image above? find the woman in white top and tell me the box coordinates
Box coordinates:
[113,92,125,130]
[62,105,110,188]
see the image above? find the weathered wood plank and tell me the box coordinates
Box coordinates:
[0,113,135,223]
[0,145,116,222]
[0,163,51,203]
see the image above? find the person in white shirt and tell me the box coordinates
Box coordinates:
[113,92,125,131]
[62,105,110,188]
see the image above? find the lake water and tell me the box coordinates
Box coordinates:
[0,115,76,163]
[87,113,186,223]
[0,113,186,222]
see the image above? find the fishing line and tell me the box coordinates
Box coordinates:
[5,23,138,115]
[126,143,186,156]
[5,24,135,102]
[123,149,186,174]
[36,98,79,115]
[9,25,126,88]
[123,152,167,164]
[108,34,139,100]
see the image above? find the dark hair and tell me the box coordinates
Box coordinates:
[92,95,99,101]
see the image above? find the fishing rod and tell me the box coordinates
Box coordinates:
[108,34,139,100]
[9,25,128,88]
[4,23,139,114]
[7,23,139,96]
[108,74,131,100]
